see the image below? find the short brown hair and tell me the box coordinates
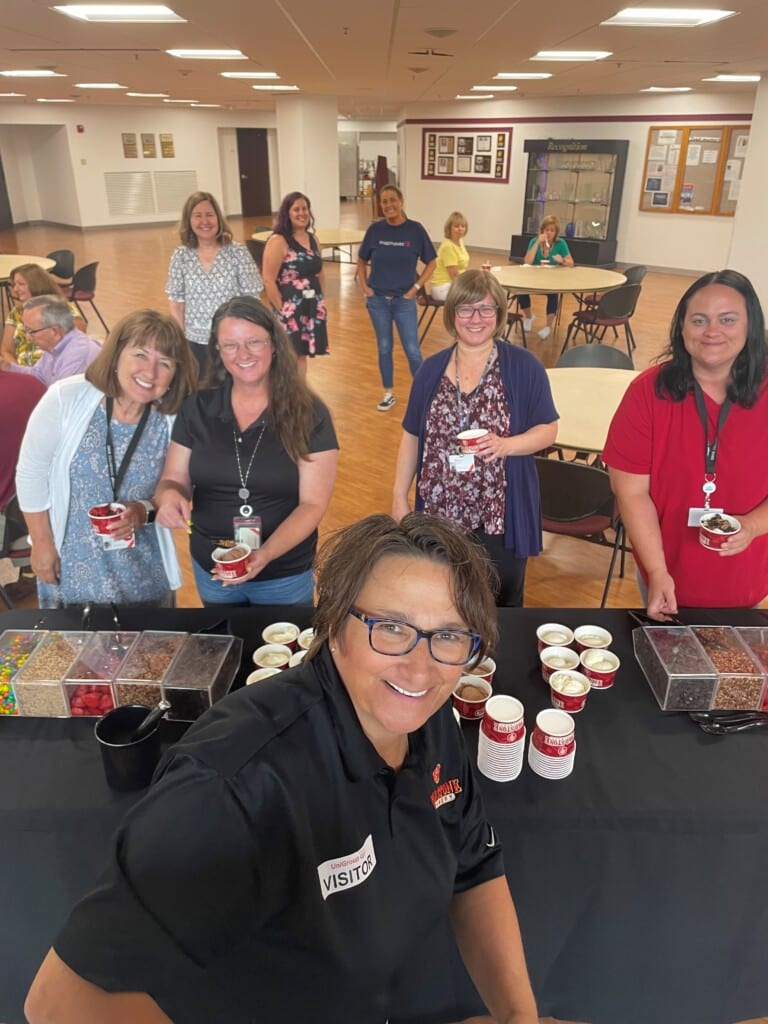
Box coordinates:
[540,214,561,238]
[178,191,233,248]
[11,264,66,300]
[309,513,498,665]
[443,211,468,238]
[443,269,508,337]
[85,309,198,414]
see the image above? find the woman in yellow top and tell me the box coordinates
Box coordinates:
[1,264,85,367]
[430,212,470,301]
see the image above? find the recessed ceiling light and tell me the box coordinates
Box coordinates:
[0,69,66,78]
[532,51,612,61]
[0,92,25,97]
[221,71,279,79]
[166,49,246,60]
[162,98,198,103]
[602,8,735,28]
[494,72,552,80]
[192,103,221,107]
[471,84,517,91]
[641,86,692,92]
[702,73,761,82]
[75,82,127,89]
[456,94,493,100]
[251,84,299,91]
[54,4,185,22]
[37,97,75,102]
[126,91,169,97]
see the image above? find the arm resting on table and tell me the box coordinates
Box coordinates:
[449,876,538,1024]
[608,467,677,620]
[25,948,172,1024]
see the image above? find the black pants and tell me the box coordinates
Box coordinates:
[190,341,209,380]
[472,530,527,607]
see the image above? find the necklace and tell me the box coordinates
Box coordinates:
[233,421,266,517]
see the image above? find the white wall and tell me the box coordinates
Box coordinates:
[400,92,754,274]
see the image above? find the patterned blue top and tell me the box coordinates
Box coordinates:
[165,242,264,345]
[38,406,172,608]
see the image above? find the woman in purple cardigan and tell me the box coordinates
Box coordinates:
[392,270,558,605]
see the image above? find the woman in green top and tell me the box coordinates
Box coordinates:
[517,215,574,340]
[429,211,470,301]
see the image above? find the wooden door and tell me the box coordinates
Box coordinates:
[0,152,14,231]
[236,129,271,216]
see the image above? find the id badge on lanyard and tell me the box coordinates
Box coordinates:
[232,514,262,550]
[688,384,730,527]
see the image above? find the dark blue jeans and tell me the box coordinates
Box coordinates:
[365,294,422,389]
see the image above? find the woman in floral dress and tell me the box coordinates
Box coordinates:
[392,269,558,606]
[262,191,328,376]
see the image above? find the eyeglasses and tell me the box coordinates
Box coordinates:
[24,325,51,337]
[348,608,481,666]
[218,338,271,355]
[455,304,498,320]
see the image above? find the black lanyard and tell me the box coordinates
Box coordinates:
[693,382,731,476]
[454,342,496,431]
[105,397,151,502]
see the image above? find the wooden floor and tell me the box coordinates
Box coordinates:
[0,204,737,612]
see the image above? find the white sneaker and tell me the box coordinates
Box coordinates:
[538,326,551,340]
[377,392,396,411]
[523,316,535,332]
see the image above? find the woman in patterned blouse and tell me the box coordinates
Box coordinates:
[1,264,85,367]
[166,191,263,375]
[392,270,558,606]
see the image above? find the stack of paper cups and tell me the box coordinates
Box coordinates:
[477,695,526,782]
[528,708,576,779]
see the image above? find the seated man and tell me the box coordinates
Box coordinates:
[0,295,101,386]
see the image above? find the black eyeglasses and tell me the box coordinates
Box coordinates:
[24,325,51,337]
[348,608,481,666]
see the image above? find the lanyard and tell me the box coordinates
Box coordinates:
[105,398,151,502]
[233,421,266,517]
[454,342,496,432]
[693,382,731,506]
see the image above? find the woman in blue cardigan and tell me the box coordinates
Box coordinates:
[392,270,558,605]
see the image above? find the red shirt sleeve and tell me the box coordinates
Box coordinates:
[602,367,659,475]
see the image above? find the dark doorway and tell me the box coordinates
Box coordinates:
[0,151,14,231]
[236,129,271,216]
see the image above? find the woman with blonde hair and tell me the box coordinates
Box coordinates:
[517,214,574,340]
[166,190,263,373]
[430,211,470,301]
[1,263,85,366]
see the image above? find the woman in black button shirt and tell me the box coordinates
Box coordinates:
[154,295,338,606]
[26,513,538,1024]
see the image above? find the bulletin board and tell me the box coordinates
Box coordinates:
[422,127,512,183]
[639,125,750,216]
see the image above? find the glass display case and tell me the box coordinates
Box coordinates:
[510,139,629,267]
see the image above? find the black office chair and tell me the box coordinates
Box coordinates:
[579,264,647,310]
[67,262,109,332]
[556,343,634,370]
[535,455,627,607]
[0,495,34,610]
[561,284,642,357]
[417,288,444,345]
[245,238,265,271]
[46,249,75,288]
[502,293,527,348]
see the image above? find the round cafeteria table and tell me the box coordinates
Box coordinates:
[546,365,638,454]
[251,227,365,263]
[491,264,626,297]
[0,253,56,281]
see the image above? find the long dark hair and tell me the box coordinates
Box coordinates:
[655,269,767,407]
[204,296,316,462]
[273,192,315,239]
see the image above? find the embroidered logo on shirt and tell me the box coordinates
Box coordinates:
[317,834,377,901]
[432,762,441,784]
[430,777,462,809]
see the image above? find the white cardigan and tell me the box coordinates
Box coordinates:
[15,375,182,591]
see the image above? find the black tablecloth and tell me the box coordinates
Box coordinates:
[2,607,768,1024]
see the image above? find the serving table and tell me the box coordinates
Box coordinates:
[546,366,638,454]
[2,606,767,1024]
[251,227,365,264]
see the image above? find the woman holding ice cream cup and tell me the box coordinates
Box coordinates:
[392,269,559,606]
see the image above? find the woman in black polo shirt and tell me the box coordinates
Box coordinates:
[26,513,538,1024]
[154,295,338,606]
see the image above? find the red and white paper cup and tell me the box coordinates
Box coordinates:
[536,622,574,653]
[573,624,612,654]
[465,656,496,684]
[252,643,292,670]
[528,708,576,779]
[481,695,525,744]
[452,676,492,720]
[456,428,489,452]
[580,648,620,689]
[699,512,740,550]
[297,628,315,651]
[262,622,300,650]
[211,544,252,580]
[549,670,591,713]
[540,645,580,682]
[88,502,126,535]
[477,694,526,782]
